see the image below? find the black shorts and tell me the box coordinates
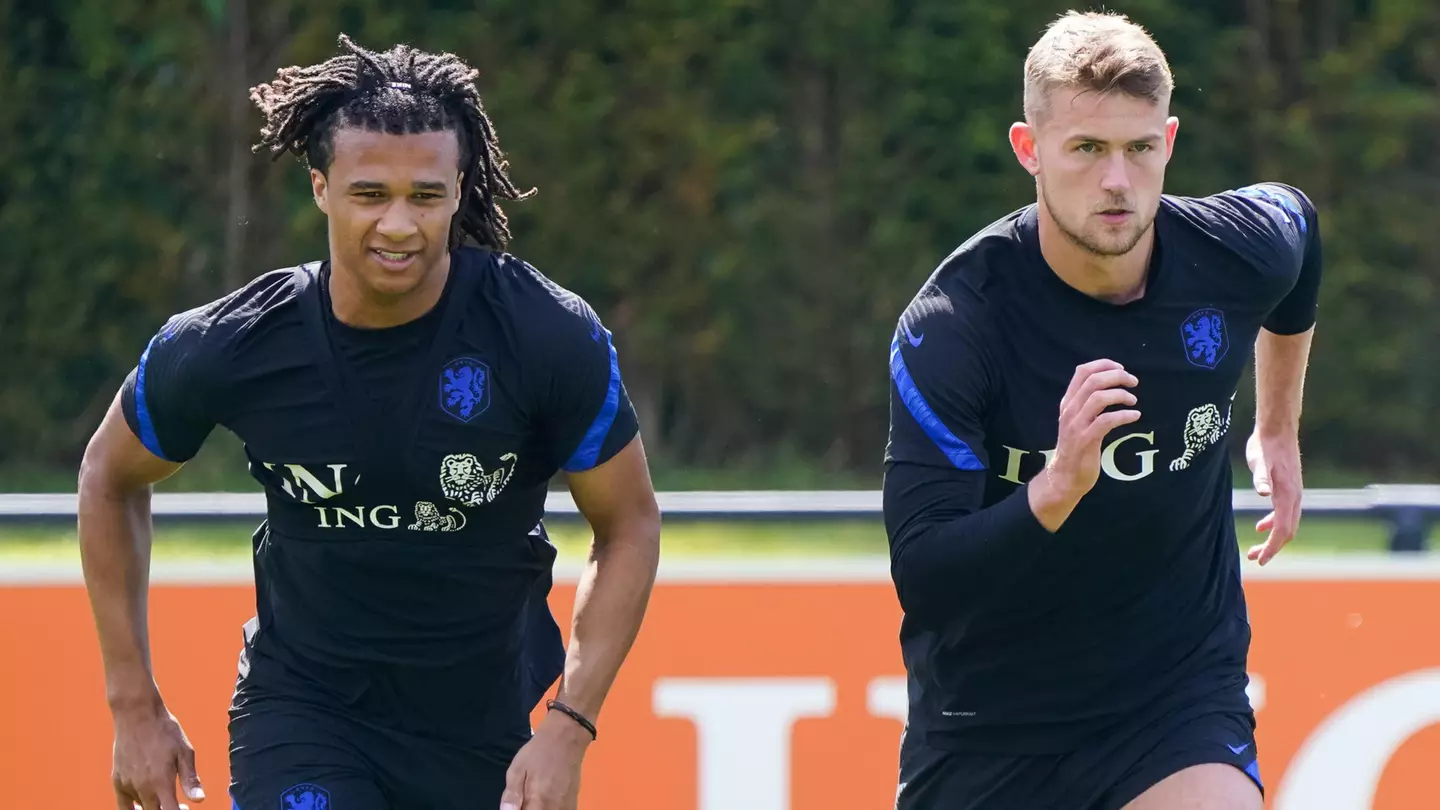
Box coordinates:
[228,687,530,810]
[896,704,1263,810]
[226,609,549,810]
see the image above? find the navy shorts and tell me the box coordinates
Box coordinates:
[896,704,1263,810]
[228,690,530,810]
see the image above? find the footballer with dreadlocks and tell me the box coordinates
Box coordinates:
[78,35,660,810]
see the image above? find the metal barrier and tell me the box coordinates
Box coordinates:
[2,485,1437,550]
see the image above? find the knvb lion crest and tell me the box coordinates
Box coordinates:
[1181,308,1229,370]
[439,452,518,507]
[440,357,491,423]
[280,783,329,810]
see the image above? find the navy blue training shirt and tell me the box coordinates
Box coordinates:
[121,246,639,743]
[884,184,1322,754]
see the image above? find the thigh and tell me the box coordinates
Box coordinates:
[230,702,390,810]
[1101,710,1263,810]
[1119,763,1263,810]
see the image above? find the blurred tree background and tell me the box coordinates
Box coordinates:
[2,0,1436,489]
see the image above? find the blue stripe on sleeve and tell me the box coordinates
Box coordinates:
[889,332,985,470]
[133,331,172,461]
[563,330,622,472]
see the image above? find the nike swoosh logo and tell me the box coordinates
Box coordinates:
[902,324,924,347]
[1228,743,1250,754]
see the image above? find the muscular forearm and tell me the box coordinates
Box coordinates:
[553,519,660,722]
[1254,326,1313,437]
[77,470,163,713]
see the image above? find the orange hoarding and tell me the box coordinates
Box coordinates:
[3,561,1440,809]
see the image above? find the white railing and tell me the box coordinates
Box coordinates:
[2,485,1437,548]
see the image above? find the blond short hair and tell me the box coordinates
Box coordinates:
[1022,10,1174,124]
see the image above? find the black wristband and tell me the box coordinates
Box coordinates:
[546,699,597,740]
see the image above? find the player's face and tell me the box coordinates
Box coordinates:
[1011,88,1178,257]
[311,127,462,299]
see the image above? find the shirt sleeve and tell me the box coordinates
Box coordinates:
[883,292,1053,627]
[119,310,223,463]
[886,292,992,471]
[1232,183,1323,335]
[535,292,640,473]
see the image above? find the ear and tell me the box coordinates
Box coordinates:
[310,168,330,215]
[1164,116,1180,164]
[1009,122,1040,177]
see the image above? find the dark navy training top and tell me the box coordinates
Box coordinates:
[884,184,1322,754]
[121,246,639,744]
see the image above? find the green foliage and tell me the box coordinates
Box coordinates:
[2,0,1436,481]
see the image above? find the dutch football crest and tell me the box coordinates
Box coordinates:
[279,783,329,810]
[1181,308,1229,370]
[439,356,491,422]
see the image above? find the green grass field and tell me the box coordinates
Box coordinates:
[0,515,1429,564]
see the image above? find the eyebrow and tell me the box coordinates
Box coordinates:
[1070,133,1163,144]
[345,180,449,192]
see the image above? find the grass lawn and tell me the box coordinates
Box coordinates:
[0,516,1428,564]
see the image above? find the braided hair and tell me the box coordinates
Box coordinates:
[250,34,533,251]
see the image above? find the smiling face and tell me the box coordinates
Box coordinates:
[309,127,462,303]
[1015,87,1178,258]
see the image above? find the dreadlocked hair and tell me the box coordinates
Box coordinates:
[249,33,534,252]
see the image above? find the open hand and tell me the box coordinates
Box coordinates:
[1247,430,1303,565]
[112,704,205,810]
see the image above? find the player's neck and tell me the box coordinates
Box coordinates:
[1037,211,1154,306]
[328,253,452,329]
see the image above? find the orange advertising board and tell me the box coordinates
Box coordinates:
[3,559,1440,809]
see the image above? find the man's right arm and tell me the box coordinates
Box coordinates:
[884,298,1140,626]
[883,300,1054,625]
[80,314,219,809]
[78,392,185,717]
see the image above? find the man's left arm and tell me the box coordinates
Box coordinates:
[1248,326,1314,564]
[1244,182,1323,565]
[555,437,661,724]
[502,287,660,810]
[501,438,660,810]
